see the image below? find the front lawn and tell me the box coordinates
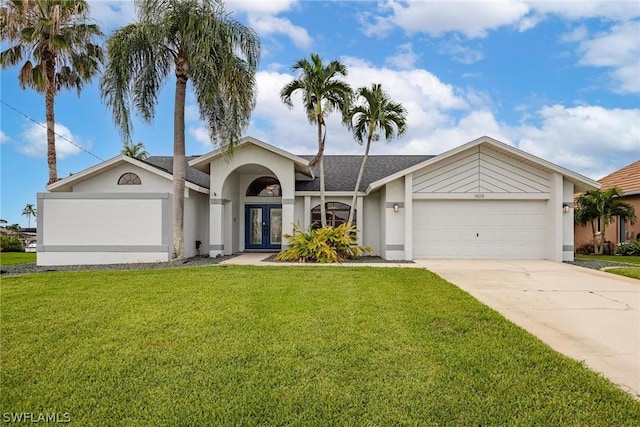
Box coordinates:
[606,267,640,280]
[2,267,639,425]
[576,254,640,265]
[0,252,36,265]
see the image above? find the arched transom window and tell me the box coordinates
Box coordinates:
[311,202,354,228]
[118,172,141,185]
[246,176,281,197]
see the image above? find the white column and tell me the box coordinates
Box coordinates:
[404,173,413,260]
[282,198,295,247]
[210,198,224,257]
[356,195,364,246]
[303,196,311,229]
[547,173,563,262]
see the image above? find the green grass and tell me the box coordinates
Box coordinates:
[2,267,639,425]
[576,254,640,265]
[606,267,640,280]
[0,252,36,265]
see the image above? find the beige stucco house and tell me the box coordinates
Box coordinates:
[36,136,599,266]
[574,160,640,251]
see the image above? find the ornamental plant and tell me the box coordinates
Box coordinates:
[276,222,372,263]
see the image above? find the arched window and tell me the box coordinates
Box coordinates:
[118,172,141,185]
[246,176,281,197]
[311,202,354,228]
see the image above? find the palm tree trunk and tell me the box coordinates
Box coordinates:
[317,120,327,227]
[44,54,58,185]
[347,135,372,227]
[172,72,187,260]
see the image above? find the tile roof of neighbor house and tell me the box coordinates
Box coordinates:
[144,156,211,189]
[598,160,640,194]
[296,155,434,192]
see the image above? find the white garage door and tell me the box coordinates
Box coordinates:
[413,200,546,259]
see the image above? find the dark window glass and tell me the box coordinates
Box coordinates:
[311,202,354,228]
[118,172,141,185]
[246,176,281,196]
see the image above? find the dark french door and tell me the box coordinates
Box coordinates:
[245,205,282,250]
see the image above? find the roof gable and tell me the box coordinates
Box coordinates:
[189,136,313,177]
[367,136,600,193]
[47,155,209,193]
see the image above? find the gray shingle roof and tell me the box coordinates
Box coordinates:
[296,155,433,192]
[143,154,433,192]
[144,156,210,189]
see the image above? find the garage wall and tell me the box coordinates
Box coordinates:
[37,193,170,266]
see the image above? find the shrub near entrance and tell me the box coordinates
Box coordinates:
[276,222,371,263]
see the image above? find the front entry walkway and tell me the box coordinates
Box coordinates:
[415,259,640,398]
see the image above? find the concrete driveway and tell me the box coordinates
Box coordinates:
[415,260,640,398]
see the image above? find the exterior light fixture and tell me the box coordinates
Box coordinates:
[562,203,570,213]
[393,203,399,213]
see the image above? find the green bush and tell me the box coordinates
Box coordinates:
[1,235,24,252]
[615,240,640,256]
[276,222,372,263]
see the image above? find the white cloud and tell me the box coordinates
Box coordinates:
[18,122,88,159]
[528,0,640,21]
[560,25,588,43]
[0,131,9,144]
[89,0,136,32]
[438,37,485,64]
[575,20,640,93]
[226,0,298,15]
[385,43,419,69]
[188,125,211,146]
[372,0,530,38]
[247,14,312,49]
[365,1,639,39]
[511,104,640,178]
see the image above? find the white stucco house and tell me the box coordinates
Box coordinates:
[36,135,599,266]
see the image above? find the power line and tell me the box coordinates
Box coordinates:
[0,98,105,162]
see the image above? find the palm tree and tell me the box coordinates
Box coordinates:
[346,83,407,227]
[575,187,636,254]
[0,0,103,184]
[101,0,260,260]
[122,141,149,160]
[6,224,21,234]
[280,53,352,226]
[21,203,37,228]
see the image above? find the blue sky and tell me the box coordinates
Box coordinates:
[1,0,639,227]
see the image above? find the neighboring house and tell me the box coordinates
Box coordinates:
[574,160,640,250]
[36,136,599,266]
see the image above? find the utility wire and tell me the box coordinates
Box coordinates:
[0,98,105,162]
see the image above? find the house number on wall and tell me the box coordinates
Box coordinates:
[474,193,485,198]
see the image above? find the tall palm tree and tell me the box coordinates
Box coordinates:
[122,141,149,160]
[575,187,636,254]
[280,53,352,226]
[0,0,103,184]
[21,203,37,228]
[101,0,260,260]
[346,83,407,227]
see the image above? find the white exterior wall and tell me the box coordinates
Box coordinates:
[563,179,575,261]
[383,178,406,260]
[37,193,171,266]
[184,189,210,258]
[362,193,381,256]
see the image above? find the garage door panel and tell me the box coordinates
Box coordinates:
[413,200,546,259]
